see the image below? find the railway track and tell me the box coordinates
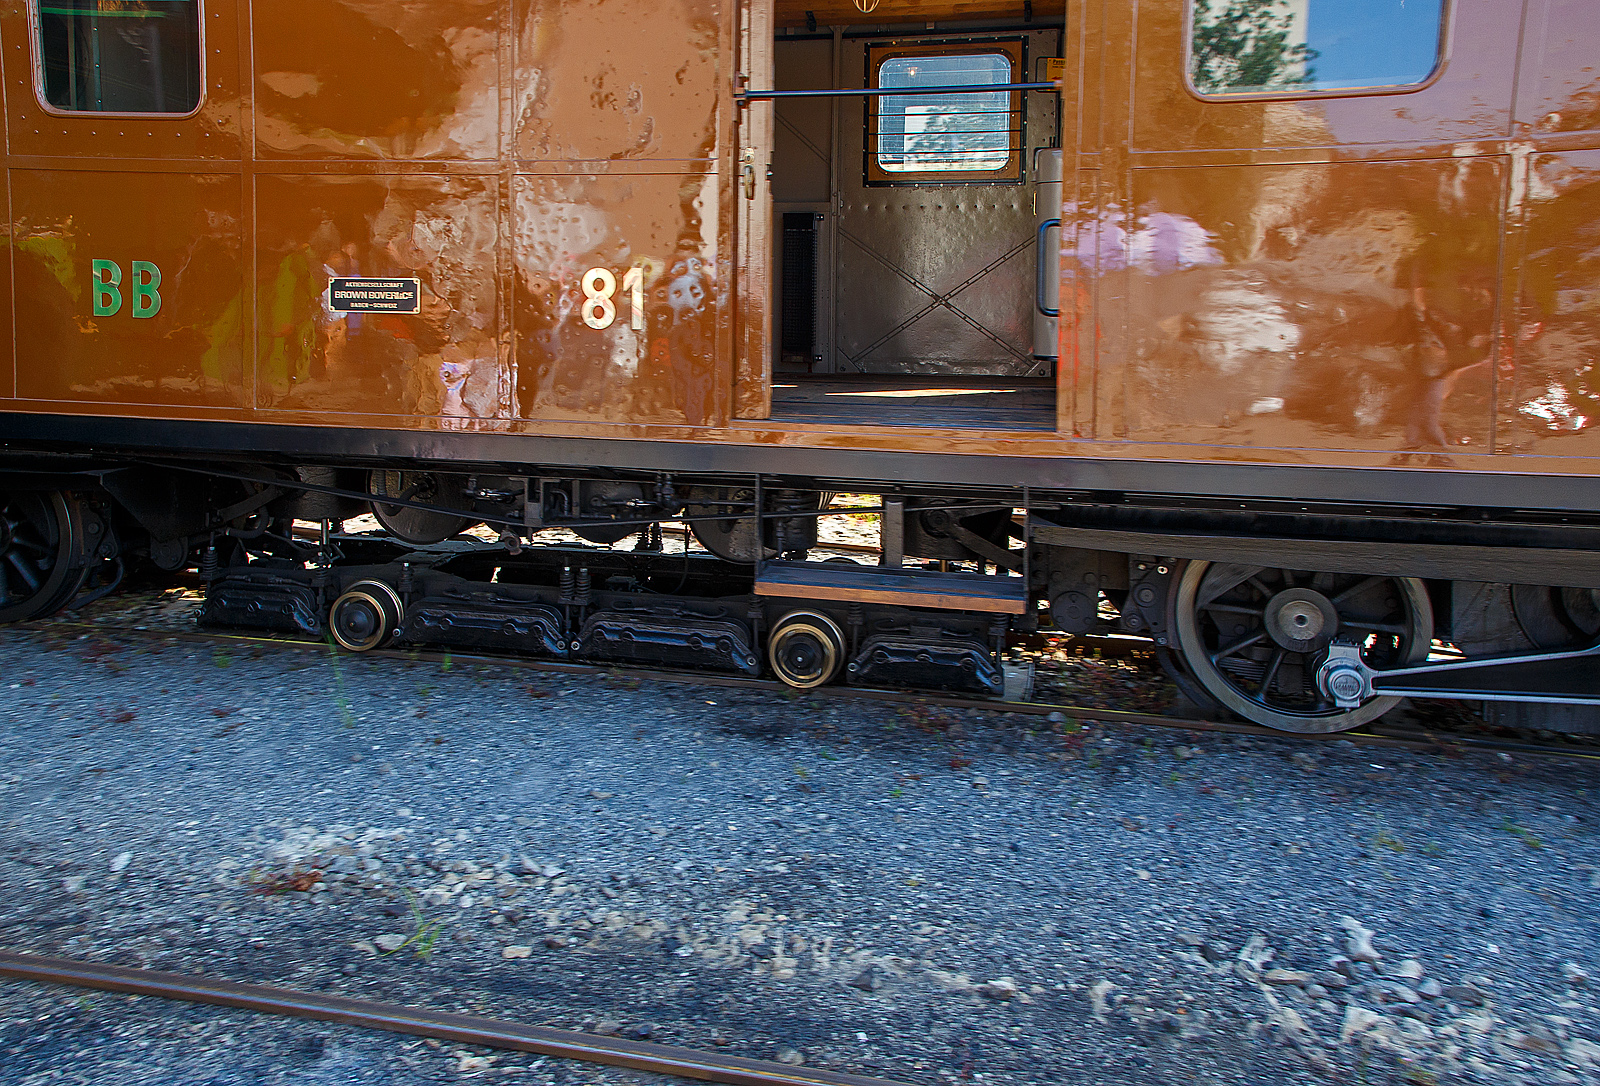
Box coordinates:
[26,612,1600,764]
[0,951,915,1086]
[7,596,1598,1086]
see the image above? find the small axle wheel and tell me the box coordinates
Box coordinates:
[767,610,845,689]
[329,580,404,652]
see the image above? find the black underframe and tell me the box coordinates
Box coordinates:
[3,411,1600,526]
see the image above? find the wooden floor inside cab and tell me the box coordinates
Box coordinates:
[768,376,1055,431]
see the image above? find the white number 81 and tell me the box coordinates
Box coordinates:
[580,266,645,331]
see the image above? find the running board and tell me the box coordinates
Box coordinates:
[1319,641,1600,707]
[754,561,1028,614]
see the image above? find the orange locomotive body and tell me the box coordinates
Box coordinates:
[3,0,1600,732]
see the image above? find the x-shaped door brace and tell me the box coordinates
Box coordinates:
[774,113,828,173]
[838,225,1040,372]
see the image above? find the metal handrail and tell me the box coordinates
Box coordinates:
[1036,217,1061,318]
[737,81,1057,100]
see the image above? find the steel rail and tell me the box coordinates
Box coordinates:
[0,950,915,1086]
[30,618,1600,762]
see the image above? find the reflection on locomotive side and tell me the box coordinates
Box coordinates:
[1061,205,1222,275]
[13,172,245,410]
[1105,0,1516,454]
[254,176,502,424]
[1519,0,1600,138]
[513,0,722,162]
[1508,148,1600,456]
[252,0,502,161]
[513,172,722,426]
[1096,157,1498,455]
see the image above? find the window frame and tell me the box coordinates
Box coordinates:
[864,38,1026,187]
[1181,0,1452,104]
[28,0,207,119]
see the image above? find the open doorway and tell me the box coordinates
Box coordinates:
[757,3,1064,431]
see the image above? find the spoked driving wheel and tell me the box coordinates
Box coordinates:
[1170,560,1433,733]
[0,490,90,623]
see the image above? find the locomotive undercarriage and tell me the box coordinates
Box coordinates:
[199,545,1009,697]
[5,460,1600,734]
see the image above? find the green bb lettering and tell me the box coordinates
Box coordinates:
[131,261,161,319]
[92,259,162,318]
[91,259,121,317]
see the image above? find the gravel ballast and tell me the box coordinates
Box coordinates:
[1,622,1598,1085]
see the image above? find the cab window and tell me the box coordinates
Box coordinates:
[36,0,202,114]
[868,41,1024,184]
[1188,0,1445,97]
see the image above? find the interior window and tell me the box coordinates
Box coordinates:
[868,42,1023,183]
[36,0,202,114]
[1188,0,1445,97]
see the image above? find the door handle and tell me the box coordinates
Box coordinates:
[1036,218,1061,317]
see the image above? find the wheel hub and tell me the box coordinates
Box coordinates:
[329,580,404,652]
[338,601,378,640]
[1263,588,1339,652]
[779,633,824,676]
[1316,644,1373,708]
[767,610,845,689]
[1170,561,1434,734]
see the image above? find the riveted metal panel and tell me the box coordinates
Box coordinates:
[3,1,242,161]
[774,28,1059,377]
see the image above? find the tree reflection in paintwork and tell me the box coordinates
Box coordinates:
[253,0,500,160]
[1190,0,1315,95]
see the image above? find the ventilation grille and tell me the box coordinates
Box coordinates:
[781,213,821,367]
